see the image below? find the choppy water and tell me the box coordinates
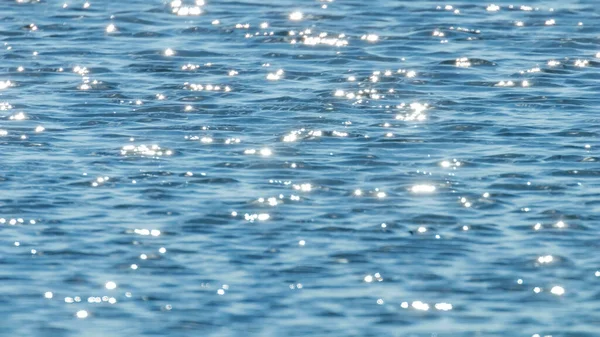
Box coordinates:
[1,0,599,336]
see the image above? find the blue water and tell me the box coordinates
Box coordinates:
[1,0,599,336]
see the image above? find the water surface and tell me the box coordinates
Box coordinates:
[1,0,600,336]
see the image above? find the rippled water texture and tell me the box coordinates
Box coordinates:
[1,0,600,336]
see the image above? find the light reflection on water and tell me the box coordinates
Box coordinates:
[0,0,599,336]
